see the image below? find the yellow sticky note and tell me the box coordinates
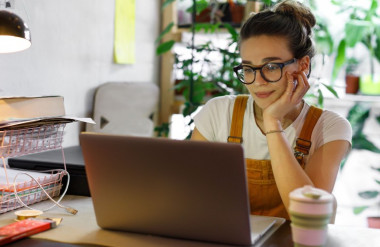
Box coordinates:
[114,0,135,64]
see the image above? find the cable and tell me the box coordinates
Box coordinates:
[13,169,78,215]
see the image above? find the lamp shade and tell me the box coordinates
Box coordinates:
[0,10,31,53]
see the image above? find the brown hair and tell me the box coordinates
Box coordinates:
[239,0,316,60]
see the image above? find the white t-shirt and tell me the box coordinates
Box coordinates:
[193,95,352,163]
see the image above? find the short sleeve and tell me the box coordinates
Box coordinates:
[312,110,352,150]
[193,96,234,142]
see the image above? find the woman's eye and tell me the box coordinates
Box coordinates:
[264,64,280,72]
[243,67,253,73]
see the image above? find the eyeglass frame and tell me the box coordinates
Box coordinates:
[233,58,298,84]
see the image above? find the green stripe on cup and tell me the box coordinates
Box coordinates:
[291,216,330,228]
[290,210,332,218]
[290,213,331,228]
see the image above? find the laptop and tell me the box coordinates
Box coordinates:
[79,132,285,246]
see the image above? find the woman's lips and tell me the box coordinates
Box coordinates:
[255,91,273,98]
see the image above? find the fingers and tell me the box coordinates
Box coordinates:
[285,72,296,97]
[286,71,309,103]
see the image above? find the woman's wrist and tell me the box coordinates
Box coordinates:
[263,115,282,133]
[265,129,284,135]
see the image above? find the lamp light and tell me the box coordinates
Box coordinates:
[0,9,31,53]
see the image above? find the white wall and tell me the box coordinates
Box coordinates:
[0,0,160,147]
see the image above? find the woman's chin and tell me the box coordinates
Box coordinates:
[253,97,276,109]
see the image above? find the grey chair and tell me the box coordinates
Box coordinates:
[86,82,159,137]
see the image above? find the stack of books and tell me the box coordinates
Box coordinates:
[0,95,93,129]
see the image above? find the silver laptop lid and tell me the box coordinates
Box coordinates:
[80,132,252,245]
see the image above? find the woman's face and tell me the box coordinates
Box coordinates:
[239,35,301,109]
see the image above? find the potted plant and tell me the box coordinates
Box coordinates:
[345,102,380,228]
[345,57,360,94]
[331,0,380,95]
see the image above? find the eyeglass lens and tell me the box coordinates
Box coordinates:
[237,63,283,84]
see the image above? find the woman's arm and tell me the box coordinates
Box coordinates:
[305,140,350,192]
[191,128,208,141]
[266,130,349,212]
[263,71,350,213]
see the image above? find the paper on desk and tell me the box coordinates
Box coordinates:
[0,94,62,99]
[0,116,95,130]
[0,89,60,98]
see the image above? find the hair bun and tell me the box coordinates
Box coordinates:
[273,0,316,35]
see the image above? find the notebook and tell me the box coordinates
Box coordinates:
[79,132,285,246]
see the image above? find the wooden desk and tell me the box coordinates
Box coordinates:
[0,196,379,247]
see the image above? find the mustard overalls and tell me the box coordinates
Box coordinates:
[227,95,322,220]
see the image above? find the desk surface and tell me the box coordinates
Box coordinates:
[0,196,379,247]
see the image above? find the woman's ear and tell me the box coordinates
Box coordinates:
[298,56,310,76]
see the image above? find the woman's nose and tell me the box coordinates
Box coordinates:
[254,72,268,85]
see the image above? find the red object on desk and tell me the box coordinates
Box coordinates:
[0,218,55,245]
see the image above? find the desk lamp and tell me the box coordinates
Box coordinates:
[0,1,31,53]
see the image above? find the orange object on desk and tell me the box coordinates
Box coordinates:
[0,218,56,245]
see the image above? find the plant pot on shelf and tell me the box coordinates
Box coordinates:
[345,74,360,94]
[360,75,380,95]
[195,7,212,23]
[368,216,380,229]
[230,4,245,25]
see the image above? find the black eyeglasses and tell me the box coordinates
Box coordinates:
[233,58,297,84]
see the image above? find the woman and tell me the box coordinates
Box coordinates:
[191,0,351,219]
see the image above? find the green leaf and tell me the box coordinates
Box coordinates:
[332,40,346,80]
[352,135,380,153]
[371,167,380,173]
[358,191,379,199]
[182,101,200,117]
[154,122,170,137]
[173,79,189,91]
[317,88,324,107]
[366,0,378,21]
[186,0,208,15]
[340,157,347,170]
[346,103,371,137]
[194,23,218,33]
[374,33,380,63]
[345,20,371,48]
[162,0,176,10]
[321,83,339,98]
[376,180,380,185]
[353,206,369,215]
[156,40,175,55]
[155,22,174,44]
[182,80,206,105]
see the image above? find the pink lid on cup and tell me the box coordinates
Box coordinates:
[289,185,333,216]
[290,185,333,203]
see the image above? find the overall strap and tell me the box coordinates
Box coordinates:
[294,105,323,164]
[227,95,249,143]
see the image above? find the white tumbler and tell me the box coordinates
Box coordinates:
[289,185,333,247]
